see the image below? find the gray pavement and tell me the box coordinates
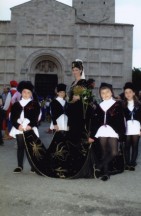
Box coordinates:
[0,122,141,216]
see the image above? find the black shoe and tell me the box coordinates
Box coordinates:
[124,165,130,170]
[30,168,35,174]
[13,167,23,173]
[129,166,135,171]
[0,140,4,146]
[100,175,110,181]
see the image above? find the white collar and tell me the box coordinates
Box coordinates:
[20,98,32,107]
[100,98,116,112]
[128,100,134,105]
[56,97,65,106]
[128,100,134,111]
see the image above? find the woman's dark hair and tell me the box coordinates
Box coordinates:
[72,61,83,75]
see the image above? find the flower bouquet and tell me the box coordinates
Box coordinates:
[73,85,93,103]
[72,85,94,118]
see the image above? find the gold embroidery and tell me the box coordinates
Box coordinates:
[55,167,67,178]
[52,142,69,161]
[30,141,45,160]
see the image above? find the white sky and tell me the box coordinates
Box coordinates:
[0,0,141,68]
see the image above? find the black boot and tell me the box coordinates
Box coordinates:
[100,175,110,181]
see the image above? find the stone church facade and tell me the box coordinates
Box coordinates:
[0,0,133,97]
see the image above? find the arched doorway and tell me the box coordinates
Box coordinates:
[21,49,69,98]
[35,73,58,98]
[31,56,61,98]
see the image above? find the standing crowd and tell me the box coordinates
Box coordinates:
[0,59,141,181]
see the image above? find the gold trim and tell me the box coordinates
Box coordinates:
[22,132,47,177]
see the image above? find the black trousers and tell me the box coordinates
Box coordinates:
[16,134,25,168]
[0,130,3,143]
[124,135,139,166]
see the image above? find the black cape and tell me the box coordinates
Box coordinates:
[23,129,94,178]
[23,129,124,178]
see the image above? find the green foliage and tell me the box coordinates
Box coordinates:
[132,67,141,92]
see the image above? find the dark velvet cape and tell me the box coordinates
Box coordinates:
[23,129,94,178]
[23,129,124,178]
[22,79,124,178]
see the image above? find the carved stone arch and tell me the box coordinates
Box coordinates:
[21,48,69,83]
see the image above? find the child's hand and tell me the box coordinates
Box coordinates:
[25,125,32,131]
[54,125,59,131]
[88,137,94,143]
[18,125,24,131]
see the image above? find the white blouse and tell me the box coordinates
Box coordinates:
[95,98,119,138]
[50,97,68,131]
[126,100,140,135]
[10,98,39,138]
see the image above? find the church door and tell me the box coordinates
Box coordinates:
[35,74,58,98]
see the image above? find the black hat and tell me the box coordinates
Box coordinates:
[56,83,66,92]
[72,61,83,70]
[18,81,34,93]
[87,78,95,85]
[100,82,113,91]
[123,82,135,92]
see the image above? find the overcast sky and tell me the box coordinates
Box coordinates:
[0,0,141,68]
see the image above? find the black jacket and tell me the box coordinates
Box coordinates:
[10,100,40,129]
[89,101,125,139]
[50,99,68,125]
[123,103,141,123]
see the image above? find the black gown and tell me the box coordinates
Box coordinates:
[23,79,94,178]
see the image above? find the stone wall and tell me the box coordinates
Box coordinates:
[0,0,133,96]
[73,0,115,23]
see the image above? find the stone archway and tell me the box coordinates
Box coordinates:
[21,48,69,84]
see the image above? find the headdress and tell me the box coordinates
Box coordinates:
[10,80,18,87]
[17,81,34,93]
[100,82,113,91]
[56,83,66,92]
[123,82,135,92]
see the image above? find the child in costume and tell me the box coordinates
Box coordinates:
[50,83,68,131]
[10,81,41,173]
[123,82,141,171]
[89,83,125,181]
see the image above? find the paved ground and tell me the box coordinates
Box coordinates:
[0,122,141,216]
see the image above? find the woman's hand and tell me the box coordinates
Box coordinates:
[72,95,80,102]
[54,125,59,131]
[25,125,32,131]
[88,137,94,143]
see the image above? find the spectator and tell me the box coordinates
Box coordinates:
[3,80,18,139]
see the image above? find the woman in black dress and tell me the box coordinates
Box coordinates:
[67,60,87,143]
[65,59,94,178]
[23,60,94,178]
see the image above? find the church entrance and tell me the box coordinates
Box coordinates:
[35,74,58,98]
[22,49,69,97]
[34,59,58,98]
